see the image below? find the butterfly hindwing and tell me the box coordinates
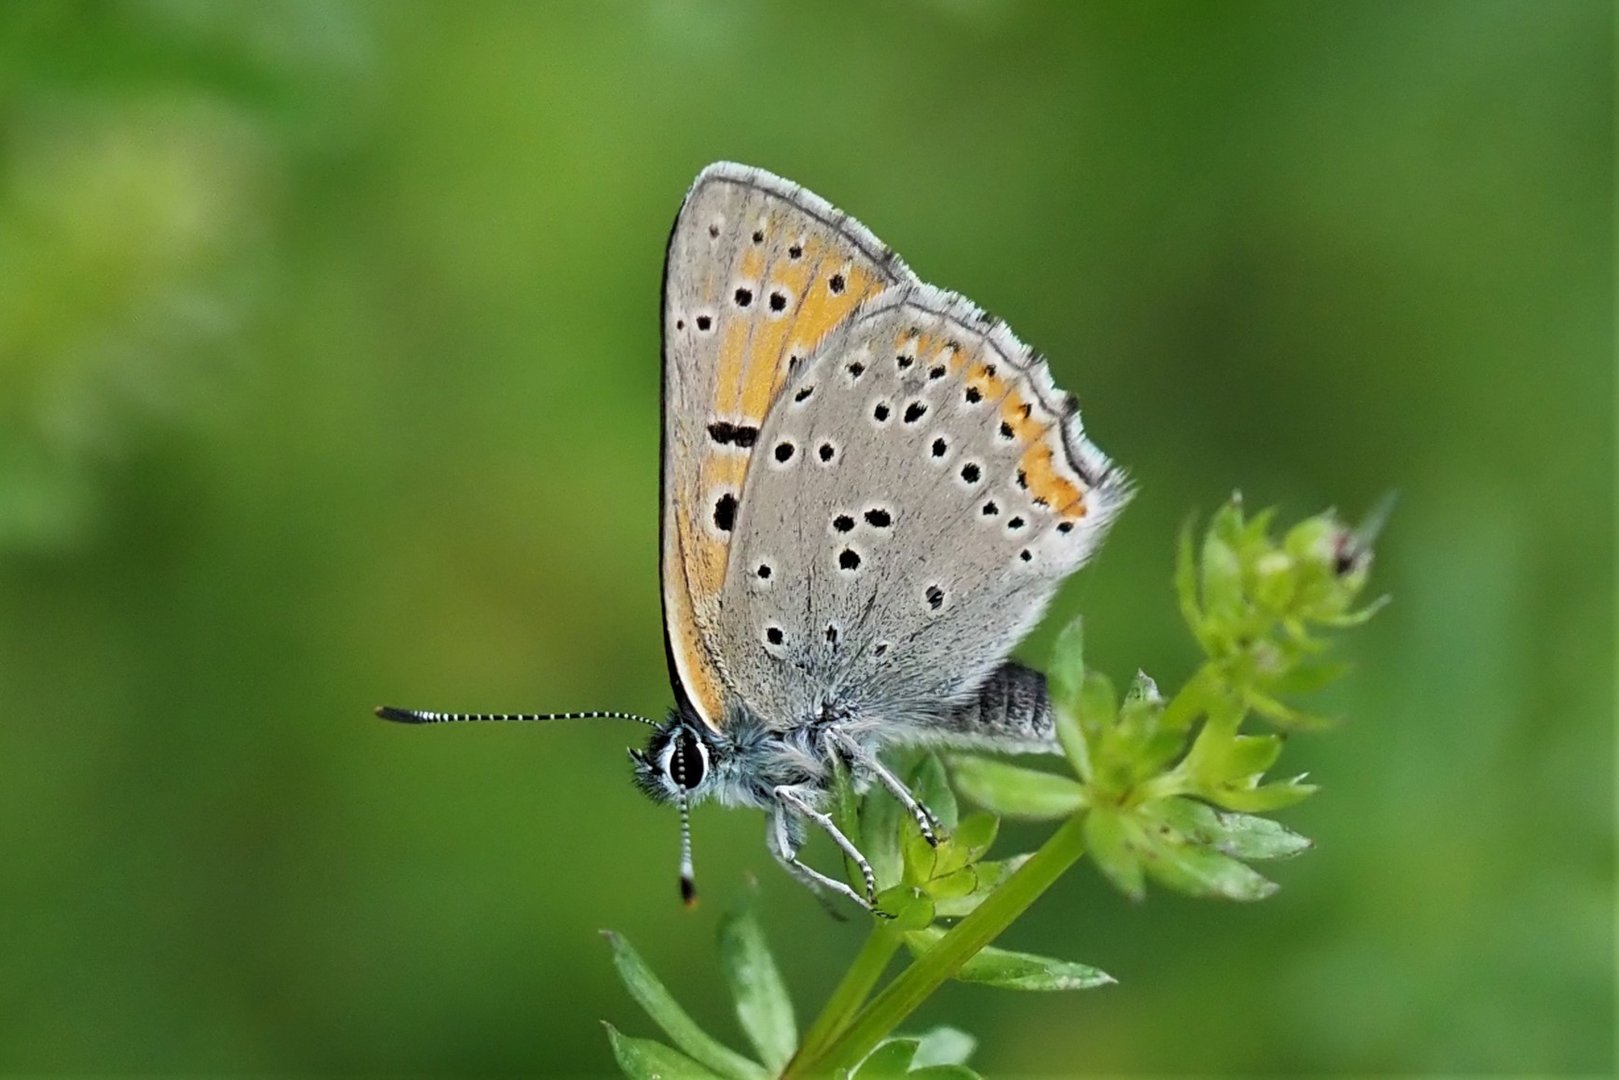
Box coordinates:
[660,163,914,730]
[718,284,1130,731]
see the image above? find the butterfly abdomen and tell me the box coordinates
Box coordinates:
[900,662,1059,755]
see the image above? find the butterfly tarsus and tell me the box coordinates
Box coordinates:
[772,789,880,911]
[770,811,869,911]
[825,729,942,847]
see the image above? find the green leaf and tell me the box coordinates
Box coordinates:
[902,756,960,885]
[862,786,906,892]
[716,900,796,1072]
[1242,505,1280,547]
[931,855,1029,918]
[1139,796,1218,839]
[604,1024,727,1080]
[1112,670,1182,781]
[1181,722,1286,792]
[957,948,1115,991]
[1123,669,1162,710]
[1047,615,1086,709]
[1083,807,1144,900]
[853,1032,982,1079]
[1175,517,1205,643]
[874,885,936,930]
[1136,727,1191,780]
[1281,511,1339,566]
[1139,829,1278,901]
[1142,799,1312,861]
[1075,670,1118,742]
[911,1026,976,1068]
[1200,499,1246,627]
[830,757,868,895]
[910,812,995,888]
[1244,687,1335,730]
[1251,549,1298,614]
[949,812,999,866]
[1207,811,1312,860]
[852,1035,983,1079]
[1316,593,1391,627]
[902,822,937,886]
[1220,733,1286,779]
[601,932,766,1080]
[1265,656,1352,696]
[1207,778,1318,812]
[909,754,958,832]
[852,1037,918,1079]
[905,928,1114,990]
[948,755,1086,819]
[831,754,861,833]
[1054,696,1091,782]
[923,866,979,901]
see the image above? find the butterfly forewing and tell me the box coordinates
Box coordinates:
[719,284,1131,731]
[660,163,914,730]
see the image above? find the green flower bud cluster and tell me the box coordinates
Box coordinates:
[1175,494,1388,730]
[954,495,1388,902]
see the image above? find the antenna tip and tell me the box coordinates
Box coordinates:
[680,876,698,908]
[375,705,421,723]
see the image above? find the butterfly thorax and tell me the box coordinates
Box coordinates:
[632,699,879,811]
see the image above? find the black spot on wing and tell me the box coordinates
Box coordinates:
[707,421,759,447]
[713,493,737,532]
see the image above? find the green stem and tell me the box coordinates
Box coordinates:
[1158,661,1219,732]
[792,814,1089,1078]
[785,925,902,1076]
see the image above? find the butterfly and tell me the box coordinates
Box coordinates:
[378,163,1130,912]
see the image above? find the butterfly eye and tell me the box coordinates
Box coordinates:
[667,729,708,791]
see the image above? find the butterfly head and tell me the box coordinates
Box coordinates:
[629,708,717,804]
[628,704,726,905]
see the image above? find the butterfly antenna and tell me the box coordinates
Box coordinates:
[678,794,698,908]
[375,706,659,728]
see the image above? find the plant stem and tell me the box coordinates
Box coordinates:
[790,814,1089,1078]
[786,925,902,1075]
[1159,661,1219,732]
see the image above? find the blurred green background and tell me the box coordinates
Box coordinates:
[0,0,1610,1075]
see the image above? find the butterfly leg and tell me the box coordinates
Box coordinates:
[772,786,880,908]
[824,729,940,847]
[768,805,864,915]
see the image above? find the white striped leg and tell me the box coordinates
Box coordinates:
[773,786,879,906]
[769,802,870,912]
[826,729,940,847]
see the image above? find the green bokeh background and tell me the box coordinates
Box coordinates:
[0,1,1611,1075]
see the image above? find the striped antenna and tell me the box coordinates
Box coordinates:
[678,794,698,908]
[375,706,659,728]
